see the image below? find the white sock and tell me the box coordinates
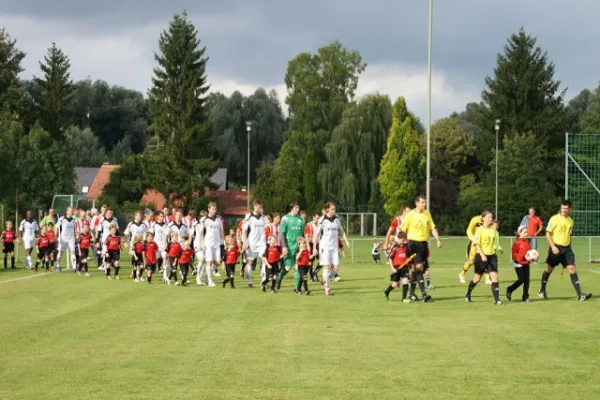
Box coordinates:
[56,252,62,266]
[71,253,77,270]
[206,264,215,285]
[163,263,170,282]
[323,268,330,290]
[196,262,203,284]
[26,256,32,267]
[246,263,253,284]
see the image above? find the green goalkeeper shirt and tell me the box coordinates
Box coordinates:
[279,213,305,250]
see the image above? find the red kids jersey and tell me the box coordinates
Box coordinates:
[46,231,56,243]
[264,244,282,264]
[297,249,311,266]
[511,238,531,265]
[38,235,50,248]
[134,242,145,254]
[178,248,194,264]
[78,234,92,249]
[389,244,410,267]
[1,230,15,243]
[167,242,182,258]
[144,241,158,264]
[105,235,121,251]
[225,245,239,264]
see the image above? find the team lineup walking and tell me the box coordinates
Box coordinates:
[1,197,592,302]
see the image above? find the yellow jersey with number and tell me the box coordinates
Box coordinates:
[466,215,483,242]
[400,209,435,242]
[546,214,573,247]
[473,226,496,256]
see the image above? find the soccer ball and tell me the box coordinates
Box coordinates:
[526,249,539,262]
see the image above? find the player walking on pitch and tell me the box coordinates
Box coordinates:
[199,204,224,287]
[18,210,39,269]
[400,195,441,302]
[539,200,592,301]
[276,201,305,290]
[242,200,267,288]
[57,208,80,272]
[312,202,350,296]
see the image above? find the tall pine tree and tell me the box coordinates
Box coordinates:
[145,11,217,208]
[0,28,25,116]
[32,43,74,140]
[378,97,424,216]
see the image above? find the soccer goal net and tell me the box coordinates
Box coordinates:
[566,133,600,262]
[51,195,91,216]
[336,213,378,237]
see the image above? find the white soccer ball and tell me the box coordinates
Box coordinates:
[526,249,539,262]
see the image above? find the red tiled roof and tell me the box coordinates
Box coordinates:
[140,189,249,216]
[88,164,119,199]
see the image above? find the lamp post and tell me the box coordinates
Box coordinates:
[426,0,433,210]
[495,119,500,219]
[246,121,252,209]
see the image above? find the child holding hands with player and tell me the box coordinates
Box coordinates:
[384,231,415,303]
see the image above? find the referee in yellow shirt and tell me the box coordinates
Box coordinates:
[399,195,441,303]
[464,211,504,305]
[539,200,592,301]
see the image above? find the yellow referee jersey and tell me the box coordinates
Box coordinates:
[546,214,573,246]
[473,226,496,256]
[400,209,435,242]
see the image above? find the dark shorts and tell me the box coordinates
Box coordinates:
[423,260,429,270]
[390,266,410,282]
[225,263,236,277]
[298,265,310,280]
[266,260,281,276]
[372,253,381,262]
[474,253,498,274]
[408,240,428,265]
[80,248,90,259]
[49,243,57,253]
[38,248,50,259]
[3,242,14,253]
[145,263,156,272]
[546,245,575,268]
[132,253,143,267]
[107,250,120,263]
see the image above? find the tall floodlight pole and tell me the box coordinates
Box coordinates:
[246,121,252,209]
[495,119,500,219]
[426,0,433,210]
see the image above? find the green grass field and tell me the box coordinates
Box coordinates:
[1,237,599,400]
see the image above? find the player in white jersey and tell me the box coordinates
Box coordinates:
[56,207,79,272]
[168,211,190,245]
[198,204,223,287]
[142,209,155,232]
[98,209,119,268]
[91,205,107,269]
[242,200,267,288]
[313,202,350,296]
[151,211,170,279]
[18,210,39,268]
[124,211,147,248]
[193,211,210,285]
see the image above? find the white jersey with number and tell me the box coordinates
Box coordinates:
[202,216,223,249]
[151,222,169,251]
[124,221,147,246]
[57,216,77,242]
[316,215,342,251]
[243,213,267,250]
[19,219,39,239]
[99,217,119,243]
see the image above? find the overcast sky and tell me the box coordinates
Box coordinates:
[1,0,598,122]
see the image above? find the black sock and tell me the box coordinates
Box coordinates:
[384,285,395,296]
[426,275,431,286]
[417,272,426,294]
[402,284,409,300]
[230,277,235,288]
[271,279,277,290]
[3,255,6,268]
[314,265,322,276]
[467,280,477,295]
[84,264,88,273]
[49,260,54,269]
[35,261,39,270]
[132,269,137,279]
[158,258,163,270]
[303,280,309,291]
[115,267,120,276]
[570,273,582,296]
[11,257,15,268]
[148,275,152,283]
[491,282,500,302]
[541,271,550,292]
[410,281,417,296]
[261,278,268,287]
[105,267,111,276]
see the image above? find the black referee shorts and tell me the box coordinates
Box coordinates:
[408,240,428,265]
[474,253,498,274]
[546,245,575,268]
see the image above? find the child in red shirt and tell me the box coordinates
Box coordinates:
[143,232,159,284]
[131,234,145,282]
[384,231,413,302]
[77,224,93,276]
[295,237,312,295]
[507,226,532,302]
[222,238,239,288]
[2,221,16,269]
[178,242,194,287]
[35,226,51,273]
[166,232,182,285]
[104,225,122,280]
[46,222,57,269]
[261,235,282,293]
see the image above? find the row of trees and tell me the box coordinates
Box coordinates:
[3,15,600,233]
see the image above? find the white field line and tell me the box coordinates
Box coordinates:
[0,273,49,285]
[589,270,600,274]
